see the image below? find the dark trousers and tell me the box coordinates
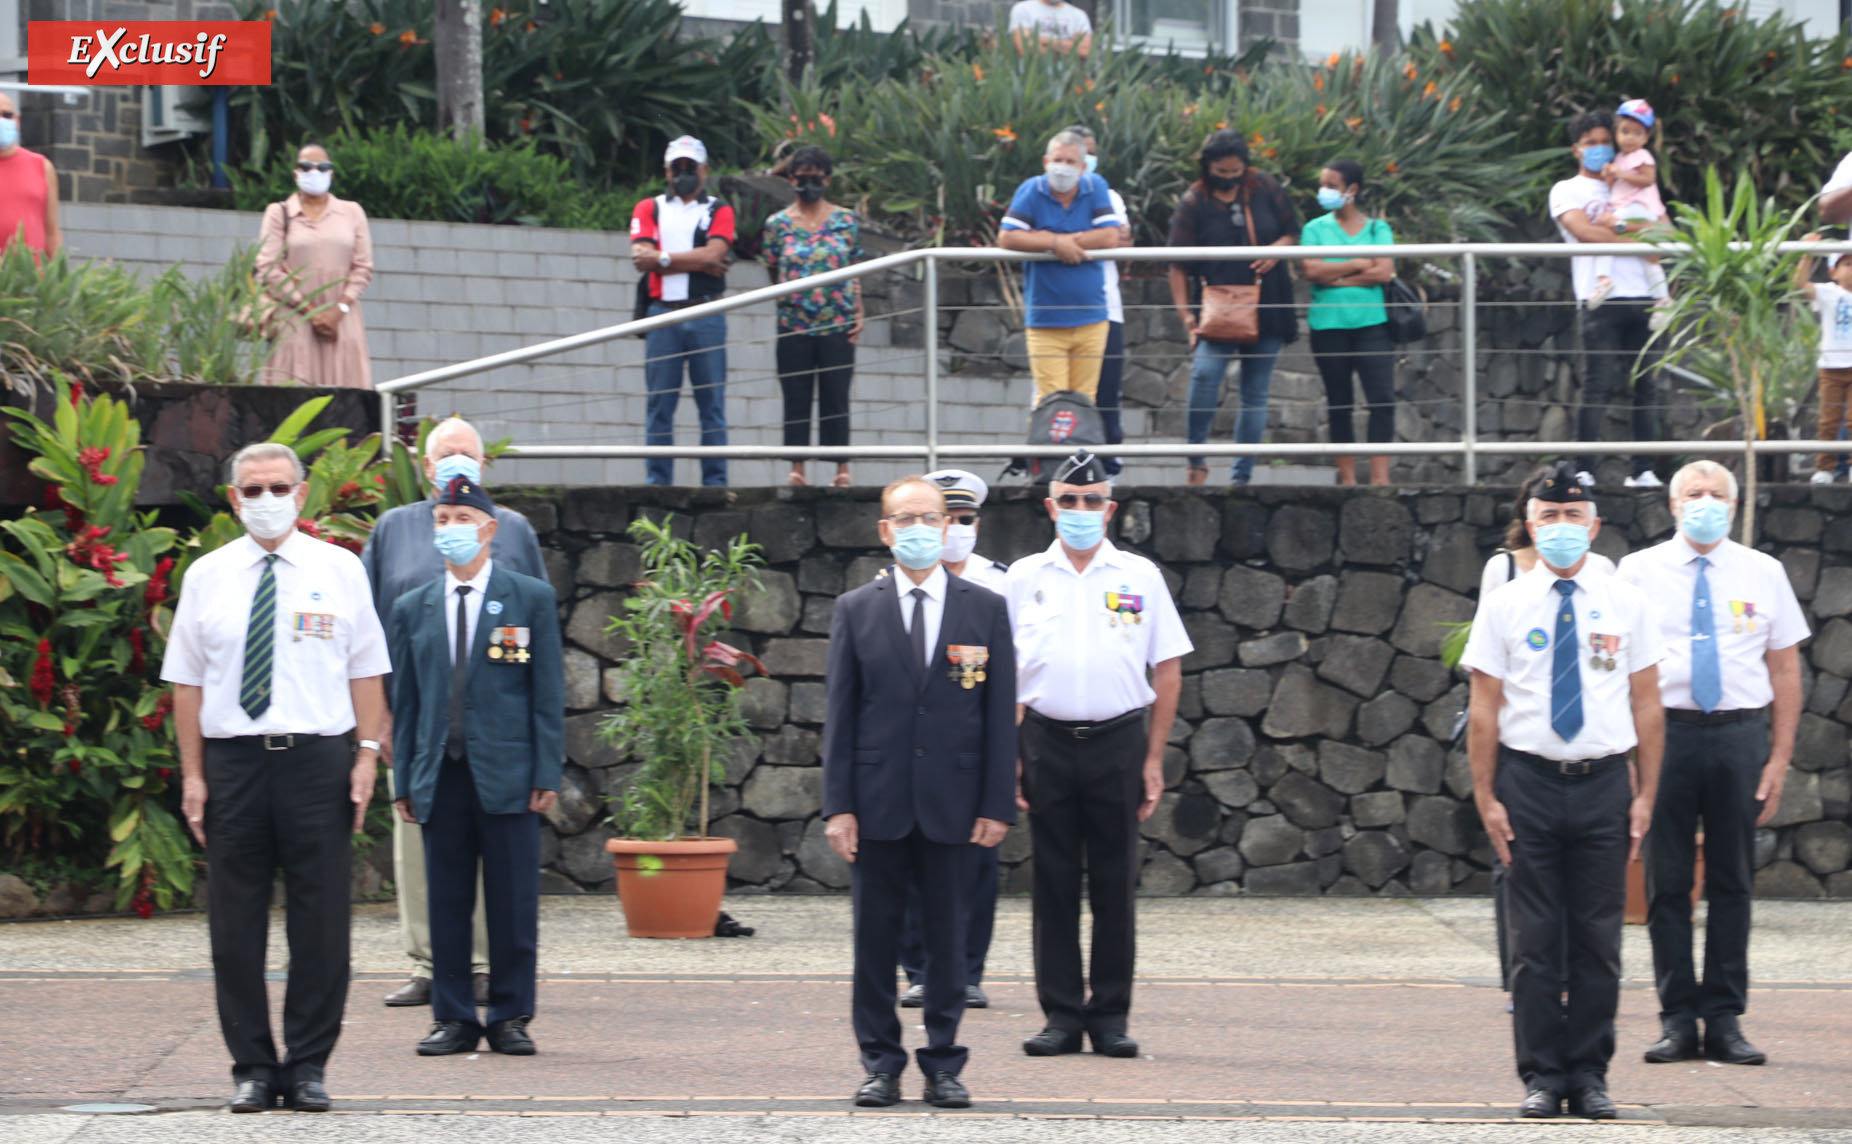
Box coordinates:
[1647,716,1767,1025]
[1021,711,1144,1036]
[425,757,540,1027]
[852,829,970,1078]
[1497,748,1631,1094]
[1576,300,1659,477]
[776,329,854,449]
[1310,323,1397,444]
[203,735,353,1086]
[898,844,999,988]
[1097,320,1126,475]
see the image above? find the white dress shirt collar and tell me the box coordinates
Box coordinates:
[1048,536,1123,576]
[234,528,312,569]
[894,562,947,602]
[445,558,495,598]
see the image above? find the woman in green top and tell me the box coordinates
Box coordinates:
[1300,159,1397,486]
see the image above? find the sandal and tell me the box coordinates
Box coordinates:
[1185,466,1209,486]
[786,469,809,487]
[831,470,852,488]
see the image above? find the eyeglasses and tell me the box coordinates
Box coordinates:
[295,161,334,173]
[951,513,978,527]
[238,482,298,499]
[0,111,16,120]
[885,511,946,529]
[1053,494,1109,510]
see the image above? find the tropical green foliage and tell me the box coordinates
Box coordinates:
[0,245,273,394]
[600,517,764,842]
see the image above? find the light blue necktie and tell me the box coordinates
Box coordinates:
[1551,579,1584,741]
[1691,555,1722,713]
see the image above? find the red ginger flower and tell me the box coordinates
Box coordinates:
[30,639,55,705]
[66,524,130,587]
[142,690,174,732]
[78,446,118,486]
[145,557,173,608]
[69,381,84,406]
[127,627,146,673]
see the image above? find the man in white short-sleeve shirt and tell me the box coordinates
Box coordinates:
[1819,150,1852,224]
[1617,461,1807,1069]
[1550,110,1662,490]
[1009,0,1092,57]
[1007,450,1190,1061]
[162,442,389,1115]
[1460,462,1663,1122]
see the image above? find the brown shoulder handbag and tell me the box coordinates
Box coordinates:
[1196,187,1261,344]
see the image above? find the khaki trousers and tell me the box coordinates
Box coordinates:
[390,772,489,976]
[1817,367,1852,472]
[1026,321,1109,403]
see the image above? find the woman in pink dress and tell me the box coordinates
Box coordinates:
[259,143,375,389]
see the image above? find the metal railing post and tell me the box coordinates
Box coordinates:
[380,390,396,452]
[1460,251,1477,486]
[924,256,940,471]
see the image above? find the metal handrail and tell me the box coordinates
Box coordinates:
[378,241,1852,482]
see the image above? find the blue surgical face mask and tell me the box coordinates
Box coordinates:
[1680,497,1732,545]
[1316,187,1350,212]
[433,453,483,490]
[434,521,485,566]
[1084,154,1099,176]
[1056,508,1106,551]
[0,119,17,150]
[890,523,943,571]
[1580,144,1615,173]
[1534,521,1592,570]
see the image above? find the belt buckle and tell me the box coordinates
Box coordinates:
[1558,759,1592,777]
[262,733,294,751]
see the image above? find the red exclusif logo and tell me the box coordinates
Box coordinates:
[27,22,271,85]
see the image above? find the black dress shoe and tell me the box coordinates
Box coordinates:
[486,1017,536,1055]
[1568,1085,1617,1120]
[473,972,490,1005]
[1705,1019,1768,1065]
[899,983,925,1008]
[285,1079,332,1112]
[229,1079,273,1113]
[383,977,431,1007]
[924,1071,970,1108]
[965,985,989,1009]
[1091,1030,1139,1058]
[1022,1027,1083,1056]
[1519,1087,1561,1118]
[1644,1022,1700,1063]
[416,1020,481,1056]
[855,1072,901,1107]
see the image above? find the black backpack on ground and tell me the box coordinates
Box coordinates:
[1001,390,1108,482]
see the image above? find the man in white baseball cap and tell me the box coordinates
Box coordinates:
[629,135,735,487]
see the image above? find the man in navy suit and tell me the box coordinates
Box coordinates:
[823,476,1017,1110]
[388,475,564,1058]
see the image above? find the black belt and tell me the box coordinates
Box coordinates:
[654,297,711,310]
[1502,747,1625,777]
[1025,706,1145,740]
[219,733,347,752]
[1666,707,1766,726]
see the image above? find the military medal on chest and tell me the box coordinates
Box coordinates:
[488,625,531,663]
[1729,600,1757,634]
[945,645,989,690]
[1105,589,1144,632]
[1588,633,1618,672]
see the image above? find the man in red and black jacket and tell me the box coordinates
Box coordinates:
[629,135,735,487]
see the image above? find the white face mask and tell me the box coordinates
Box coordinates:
[941,522,978,565]
[296,168,332,196]
[238,491,298,541]
[1045,163,1082,193]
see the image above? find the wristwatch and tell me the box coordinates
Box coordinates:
[657,250,673,269]
[1612,219,1628,235]
[337,302,351,314]
[357,739,381,752]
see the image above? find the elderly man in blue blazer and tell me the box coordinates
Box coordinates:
[388,474,563,1058]
[823,475,1018,1110]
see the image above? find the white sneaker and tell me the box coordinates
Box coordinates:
[1811,470,1836,485]
[1648,308,1672,332]
[1624,471,1664,489]
[1576,470,1598,488]
[1586,281,1615,310]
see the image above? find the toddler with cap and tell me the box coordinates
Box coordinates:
[1588,98,1670,310]
[1796,233,1852,483]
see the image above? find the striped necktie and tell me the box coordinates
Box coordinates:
[1550,578,1584,741]
[239,553,279,719]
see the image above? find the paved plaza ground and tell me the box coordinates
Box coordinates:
[2,895,1849,1143]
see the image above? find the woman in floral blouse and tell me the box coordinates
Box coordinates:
[762,145,865,487]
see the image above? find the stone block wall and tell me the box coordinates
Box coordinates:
[508,482,1852,899]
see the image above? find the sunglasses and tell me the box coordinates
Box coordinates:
[237,482,298,499]
[295,161,334,173]
[950,513,978,527]
[884,511,945,529]
[1053,493,1109,510]
[0,111,15,120]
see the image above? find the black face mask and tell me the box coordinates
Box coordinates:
[794,177,825,203]
[671,172,700,198]
[1207,172,1243,192]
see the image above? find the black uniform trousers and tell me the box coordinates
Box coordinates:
[203,734,353,1086]
[898,844,999,988]
[1021,710,1145,1037]
[425,756,540,1028]
[1647,715,1767,1025]
[851,828,970,1078]
[1497,747,1631,1095]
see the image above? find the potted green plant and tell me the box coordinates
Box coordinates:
[600,515,765,938]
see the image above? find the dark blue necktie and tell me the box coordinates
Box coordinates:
[1551,578,1584,741]
[1691,556,1722,713]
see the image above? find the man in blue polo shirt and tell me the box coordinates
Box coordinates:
[999,130,1121,403]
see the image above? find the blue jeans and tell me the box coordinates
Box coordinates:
[1187,334,1284,483]
[643,303,728,486]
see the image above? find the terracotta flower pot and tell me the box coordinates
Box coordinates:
[605,837,738,939]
